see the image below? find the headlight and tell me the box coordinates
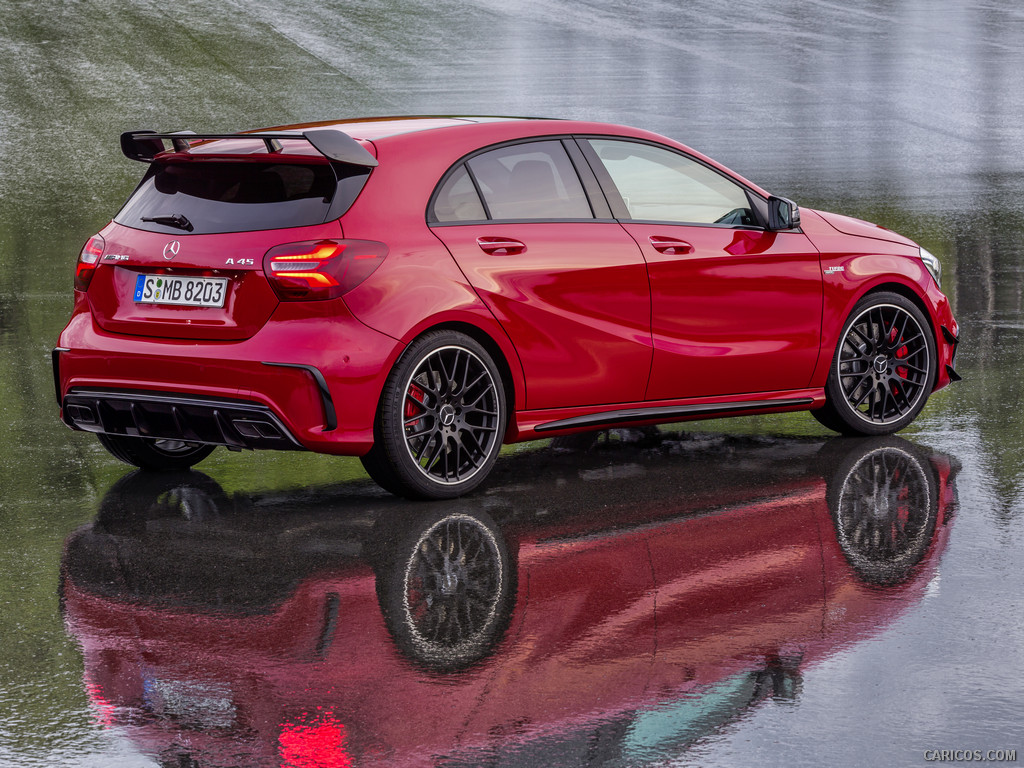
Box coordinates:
[919,247,942,287]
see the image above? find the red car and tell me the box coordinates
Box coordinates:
[54,117,960,498]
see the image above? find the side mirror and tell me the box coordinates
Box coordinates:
[768,196,801,230]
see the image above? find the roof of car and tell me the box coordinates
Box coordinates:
[160,116,553,162]
[290,116,540,140]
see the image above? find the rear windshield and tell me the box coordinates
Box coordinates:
[115,160,365,235]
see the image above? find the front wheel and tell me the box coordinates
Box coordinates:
[97,433,215,471]
[813,292,936,436]
[361,330,507,499]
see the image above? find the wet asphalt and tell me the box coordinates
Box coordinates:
[1,1,1023,766]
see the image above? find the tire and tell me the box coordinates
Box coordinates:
[97,433,215,471]
[361,330,507,500]
[813,292,936,436]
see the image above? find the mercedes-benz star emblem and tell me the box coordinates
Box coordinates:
[439,404,457,427]
[163,240,181,260]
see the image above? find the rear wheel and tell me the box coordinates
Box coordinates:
[813,292,936,435]
[361,330,506,499]
[97,433,215,471]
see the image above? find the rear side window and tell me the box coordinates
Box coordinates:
[115,160,364,235]
[432,165,487,222]
[431,140,593,223]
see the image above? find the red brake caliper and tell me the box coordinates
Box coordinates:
[405,383,426,431]
[890,326,909,389]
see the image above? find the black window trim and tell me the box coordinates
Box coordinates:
[563,138,612,219]
[576,135,771,232]
[430,216,618,227]
[461,162,493,221]
[426,134,618,227]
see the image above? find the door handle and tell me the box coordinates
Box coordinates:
[649,236,694,255]
[477,237,527,255]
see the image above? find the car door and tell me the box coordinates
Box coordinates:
[429,139,653,410]
[581,138,822,402]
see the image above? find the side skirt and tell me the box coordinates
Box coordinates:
[513,390,824,439]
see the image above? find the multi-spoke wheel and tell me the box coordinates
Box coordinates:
[97,433,215,471]
[376,510,514,670]
[814,293,936,435]
[361,330,507,499]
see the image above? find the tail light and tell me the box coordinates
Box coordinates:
[263,239,387,301]
[75,234,105,291]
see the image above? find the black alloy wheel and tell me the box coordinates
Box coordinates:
[814,292,936,435]
[362,330,506,499]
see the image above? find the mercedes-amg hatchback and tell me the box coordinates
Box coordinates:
[54,116,959,498]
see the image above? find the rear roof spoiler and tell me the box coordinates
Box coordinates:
[120,128,379,167]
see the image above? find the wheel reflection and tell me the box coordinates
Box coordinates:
[377,511,514,671]
[829,437,939,586]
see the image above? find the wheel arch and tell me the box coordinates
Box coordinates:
[813,284,939,435]
[362,322,517,498]
[861,281,933,326]
[379,318,523,442]
[421,320,520,430]
[815,278,940,389]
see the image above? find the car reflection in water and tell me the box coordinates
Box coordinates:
[61,432,959,768]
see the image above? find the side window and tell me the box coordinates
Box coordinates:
[467,141,593,221]
[590,139,757,226]
[432,165,487,222]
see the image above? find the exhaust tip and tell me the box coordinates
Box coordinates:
[232,419,285,441]
[66,403,97,427]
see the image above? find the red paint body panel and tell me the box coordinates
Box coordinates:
[59,295,399,453]
[812,209,919,247]
[317,128,538,412]
[800,208,959,391]
[620,223,823,399]
[433,222,652,408]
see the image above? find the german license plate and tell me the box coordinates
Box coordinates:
[134,275,228,308]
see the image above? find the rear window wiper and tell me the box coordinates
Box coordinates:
[141,213,194,232]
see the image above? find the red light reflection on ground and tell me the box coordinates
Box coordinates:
[279,710,353,768]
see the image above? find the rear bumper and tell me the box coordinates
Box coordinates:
[61,388,304,450]
[54,301,401,455]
